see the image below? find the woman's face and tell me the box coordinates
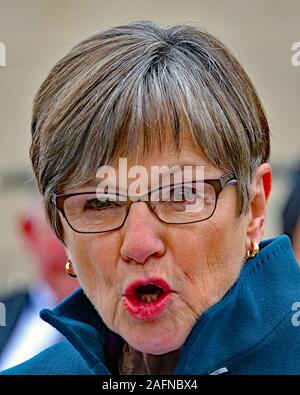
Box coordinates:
[62,133,251,355]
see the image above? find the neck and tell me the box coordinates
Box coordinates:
[119,342,182,375]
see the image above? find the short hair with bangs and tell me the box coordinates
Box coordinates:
[30,20,270,242]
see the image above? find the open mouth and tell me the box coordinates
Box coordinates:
[123,278,173,320]
[135,283,165,303]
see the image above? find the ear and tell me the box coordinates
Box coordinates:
[246,163,272,248]
[64,246,70,260]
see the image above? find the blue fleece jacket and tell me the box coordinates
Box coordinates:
[1,235,300,375]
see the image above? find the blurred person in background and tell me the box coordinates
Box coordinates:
[0,196,78,370]
[282,164,300,262]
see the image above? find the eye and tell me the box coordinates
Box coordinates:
[172,187,195,201]
[84,198,114,210]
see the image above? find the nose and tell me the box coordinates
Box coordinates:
[120,202,166,264]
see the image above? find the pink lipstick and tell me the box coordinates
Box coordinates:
[123,277,173,320]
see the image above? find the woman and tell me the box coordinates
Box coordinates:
[2,20,300,375]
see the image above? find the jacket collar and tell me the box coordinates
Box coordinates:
[40,287,111,374]
[40,235,299,374]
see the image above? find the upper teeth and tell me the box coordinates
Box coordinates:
[140,294,159,303]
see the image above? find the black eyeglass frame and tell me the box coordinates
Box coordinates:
[52,172,237,234]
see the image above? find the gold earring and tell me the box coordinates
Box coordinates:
[246,240,259,259]
[65,260,77,278]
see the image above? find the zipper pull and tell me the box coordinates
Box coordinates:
[209,367,229,375]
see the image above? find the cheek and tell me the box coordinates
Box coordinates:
[170,214,232,271]
[66,233,124,327]
[65,231,122,294]
[168,211,246,309]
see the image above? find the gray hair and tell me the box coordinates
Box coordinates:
[30,20,270,242]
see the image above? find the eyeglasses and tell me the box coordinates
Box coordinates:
[52,172,237,234]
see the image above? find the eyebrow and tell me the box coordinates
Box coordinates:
[164,162,213,175]
[87,162,213,184]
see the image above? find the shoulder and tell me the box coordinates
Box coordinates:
[225,310,300,374]
[0,340,91,375]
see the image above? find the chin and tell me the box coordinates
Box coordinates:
[125,327,187,355]
[129,338,183,355]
